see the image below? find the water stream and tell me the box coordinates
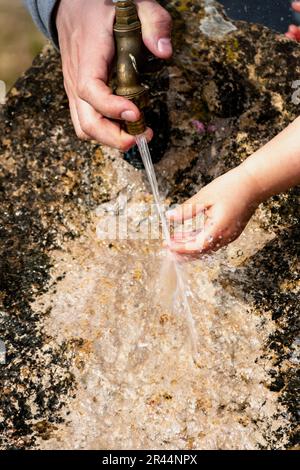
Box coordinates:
[34,144,288,449]
[135,134,200,365]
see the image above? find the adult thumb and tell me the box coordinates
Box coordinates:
[136,0,173,59]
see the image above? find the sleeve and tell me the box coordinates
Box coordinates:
[23,0,59,48]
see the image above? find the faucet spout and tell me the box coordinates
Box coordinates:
[113,0,148,135]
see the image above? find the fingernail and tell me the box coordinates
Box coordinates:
[121,110,137,122]
[158,38,172,55]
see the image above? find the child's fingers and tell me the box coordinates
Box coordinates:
[286,31,296,40]
[293,27,300,41]
[172,230,199,241]
[166,196,207,222]
[292,2,300,13]
[166,203,195,222]
[288,24,299,33]
[168,223,216,255]
[286,24,300,42]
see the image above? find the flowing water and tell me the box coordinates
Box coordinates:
[135,134,200,365]
[33,144,290,449]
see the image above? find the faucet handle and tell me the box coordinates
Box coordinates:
[113,0,148,135]
[114,0,139,30]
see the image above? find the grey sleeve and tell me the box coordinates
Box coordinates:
[23,0,59,47]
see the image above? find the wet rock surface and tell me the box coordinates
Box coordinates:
[0,0,299,449]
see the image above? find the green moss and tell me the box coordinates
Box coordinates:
[225,37,240,62]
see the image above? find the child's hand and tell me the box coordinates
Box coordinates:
[56,0,172,150]
[166,167,260,255]
[286,24,300,41]
[286,2,300,41]
[168,116,300,256]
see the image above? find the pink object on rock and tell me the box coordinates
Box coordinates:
[207,124,217,133]
[192,120,206,134]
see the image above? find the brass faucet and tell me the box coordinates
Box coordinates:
[113,0,148,135]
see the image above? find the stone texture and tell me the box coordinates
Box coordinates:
[0,0,299,449]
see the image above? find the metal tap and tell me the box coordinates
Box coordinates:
[113,0,148,135]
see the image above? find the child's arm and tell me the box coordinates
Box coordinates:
[241,116,300,199]
[167,116,300,255]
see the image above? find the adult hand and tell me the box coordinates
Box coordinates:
[56,0,172,150]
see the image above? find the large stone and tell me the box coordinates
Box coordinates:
[0,0,299,449]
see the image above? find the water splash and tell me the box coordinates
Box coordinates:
[135,134,200,366]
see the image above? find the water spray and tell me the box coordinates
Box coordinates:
[113,1,200,365]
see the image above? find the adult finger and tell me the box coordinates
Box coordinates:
[77,70,141,122]
[64,81,89,140]
[77,33,141,121]
[76,98,152,150]
[136,0,173,59]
